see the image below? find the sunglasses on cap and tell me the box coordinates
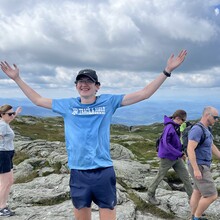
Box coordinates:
[3,112,16,116]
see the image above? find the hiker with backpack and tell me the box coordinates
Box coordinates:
[181,121,210,158]
[147,110,193,205]
[187,106,220,220]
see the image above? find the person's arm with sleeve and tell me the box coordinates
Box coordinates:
[162,125,183,158]
[0,62,52,109]
[187,140,202,179]
[122,50,187,106]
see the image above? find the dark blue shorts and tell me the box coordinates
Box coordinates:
[69,166,117,210]
[0,150,14,174]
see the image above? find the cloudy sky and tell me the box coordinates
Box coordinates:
[0,0,220,104]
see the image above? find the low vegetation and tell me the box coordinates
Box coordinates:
[12,116,65,141]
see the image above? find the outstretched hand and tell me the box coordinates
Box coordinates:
[165,50,187,73]
[15,106,22,116]
[0,61,19,80]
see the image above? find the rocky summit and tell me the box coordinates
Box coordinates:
[7,116,220,220]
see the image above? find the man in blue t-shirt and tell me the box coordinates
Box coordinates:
[1,50,187,220]
[187,106,220,220]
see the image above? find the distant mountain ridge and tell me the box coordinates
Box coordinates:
[1,98,220,126]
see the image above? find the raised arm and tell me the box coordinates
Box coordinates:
[122,50,187,106]
[15,106,22,116]
[0,62,52,109]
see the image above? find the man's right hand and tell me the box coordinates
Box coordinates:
[194,169,202,180]
[0,61,20,80]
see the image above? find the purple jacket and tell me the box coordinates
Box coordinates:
[158,115,183,160]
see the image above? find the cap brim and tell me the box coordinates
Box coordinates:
[76,73,96,82]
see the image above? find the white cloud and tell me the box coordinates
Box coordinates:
[0,0,219,100]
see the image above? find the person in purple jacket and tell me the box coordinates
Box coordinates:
[147,109,193,205]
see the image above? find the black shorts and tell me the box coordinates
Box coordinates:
[0,150,15,173]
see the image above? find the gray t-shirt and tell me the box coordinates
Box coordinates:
[0,120,15,151]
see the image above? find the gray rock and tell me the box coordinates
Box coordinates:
[8,132,220,220]
[111,143,135,160]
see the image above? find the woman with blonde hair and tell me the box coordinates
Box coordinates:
[0,104,21,217]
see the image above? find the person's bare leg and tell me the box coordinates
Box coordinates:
[190,189,201,216]
[99,208,116,220]
[194,194,218,218]
[0,170,14,208]
[74,207,91,220]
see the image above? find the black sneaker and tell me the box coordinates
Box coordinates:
[0,207,15,217]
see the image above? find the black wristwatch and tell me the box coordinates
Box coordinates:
[163,69,171,77]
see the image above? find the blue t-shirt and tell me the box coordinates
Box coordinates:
[188,123,213,166]
[52,94,124,170]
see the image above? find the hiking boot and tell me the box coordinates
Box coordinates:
[146,193,160,205]
[0,207,15,217]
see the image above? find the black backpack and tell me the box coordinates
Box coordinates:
[155,133,162,152]
[181,122,211,155]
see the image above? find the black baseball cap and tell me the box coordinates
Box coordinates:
[75,69,100,85]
